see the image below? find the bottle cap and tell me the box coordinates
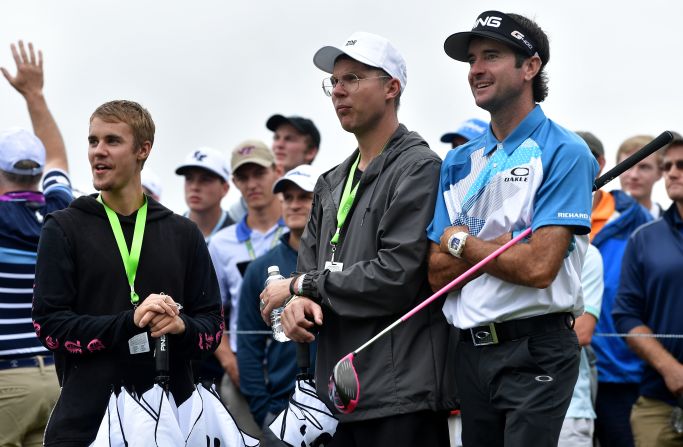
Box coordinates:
[267,265,280,275]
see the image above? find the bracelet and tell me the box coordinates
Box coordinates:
[297,274,305,296]
[289,276,298,296]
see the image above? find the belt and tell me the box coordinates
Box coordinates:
[459,312,575,346]
[0,355,55,370]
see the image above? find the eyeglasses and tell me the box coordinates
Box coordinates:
[662,160,683,172]
[322,73,391,97]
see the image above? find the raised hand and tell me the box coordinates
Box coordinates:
[1,40,44,98]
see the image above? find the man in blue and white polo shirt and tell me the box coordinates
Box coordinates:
[427,12,598,447]
[0,41,72,446]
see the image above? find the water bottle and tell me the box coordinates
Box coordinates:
[671,396,683,434]
[265,265,290,342]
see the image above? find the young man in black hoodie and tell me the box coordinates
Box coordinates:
[32,100,223,446]
[260,32,457,447]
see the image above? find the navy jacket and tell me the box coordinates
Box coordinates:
[614,205,683,404]
[237,233,316,426]
[591,189,651,383]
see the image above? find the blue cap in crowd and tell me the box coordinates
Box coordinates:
[440,118,488,144]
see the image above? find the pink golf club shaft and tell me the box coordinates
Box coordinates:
[352,227,533,356]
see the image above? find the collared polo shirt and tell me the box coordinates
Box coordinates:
[566,244,603,419]
[427,106,598,329]
[0,169,72,359]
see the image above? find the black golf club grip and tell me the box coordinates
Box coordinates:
[593,131,673,191]
[155,335,169,375]
[297,342,310,371]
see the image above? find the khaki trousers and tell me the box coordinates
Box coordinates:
[0,359,59,447]
[631,396,683,447]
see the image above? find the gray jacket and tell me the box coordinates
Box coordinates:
[298,124,458,422]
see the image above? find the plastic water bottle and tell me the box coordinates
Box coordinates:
[671,396,683,434]
[265,266,290,342]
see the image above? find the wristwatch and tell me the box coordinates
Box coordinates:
[447,231,468,258]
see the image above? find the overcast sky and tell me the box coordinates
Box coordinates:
[1,0,678,212]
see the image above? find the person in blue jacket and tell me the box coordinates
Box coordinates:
[238,164,319,446]
[577,131,652,447]
[613,134,683,446]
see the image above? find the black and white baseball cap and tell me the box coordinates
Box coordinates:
[175,147,230,182]
[444,11,541,63]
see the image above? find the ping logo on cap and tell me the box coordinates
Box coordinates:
[511,30,533,51]
[345,40,357,46]
[193,150,207,161]
[474,15,502,28]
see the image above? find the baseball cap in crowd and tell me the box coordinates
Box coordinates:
[440,118,489,143]
[313,31,408,92]
[576,131,604,158]
[0,128,45,175]
[444,11,543,63]
[175,147,230,182]
[273,164,320,194]
[266,115,321,148]
[141,168,163,199]
[231,139,275,173]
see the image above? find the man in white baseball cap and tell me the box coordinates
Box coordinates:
[0,40,71,447]
[0,128,46,175]
[261,31,457,447]
[175,146,235,414]
[239,164,320,445]
[176,147,233,243]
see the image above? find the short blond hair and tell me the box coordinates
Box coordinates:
[616,135,661,164]
[90,100,155,150]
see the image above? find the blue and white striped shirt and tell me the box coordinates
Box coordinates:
[0,169,72,359]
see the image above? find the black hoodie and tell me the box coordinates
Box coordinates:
[32,195,223,446]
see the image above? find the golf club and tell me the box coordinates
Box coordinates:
[329,130,674,414]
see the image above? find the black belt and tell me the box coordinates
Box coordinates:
[0,355,55,370]
[459,312,575,346]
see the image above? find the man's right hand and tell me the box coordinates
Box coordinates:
[281,298,322,343]
[661,361,683,396]
[1,41,43,98]
[223,349,240,387]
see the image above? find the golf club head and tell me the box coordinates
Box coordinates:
[328,352,359,413]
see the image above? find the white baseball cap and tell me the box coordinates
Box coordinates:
[176,147,230,182]
[313,31,407,92]
[141,168,163,199]
[273,164,320,194]
[0,128,46,176]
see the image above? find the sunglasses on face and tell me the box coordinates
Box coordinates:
[662,160,683,172]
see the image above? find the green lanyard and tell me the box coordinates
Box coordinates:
[97,195,148,306]
[330,154,361,246]
[244,225,284,260]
